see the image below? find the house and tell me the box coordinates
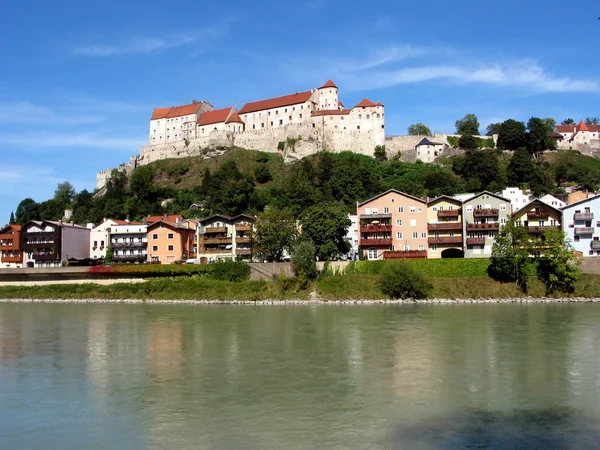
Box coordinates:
[561,194,600,257]
[539,194,567,209]
[196,214,255,263]
[357,190,428,260]
[415,138,444,163]
[500,187,533,212]
[567,191,593,205]
[426,196,464,258]
[512,199,562,239]
[90,219,123,259]
[462,191,512,258]
[149,100,214,144]
[556,120,600,149]
[21,220,90,268]
[109,221,148,263]
[0,225,23,268]
[344,214,359,260]
[146,220,195,264]
[146,214,184,224]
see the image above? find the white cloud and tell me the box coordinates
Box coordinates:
[0,101,103,125]
[0,131,144,150]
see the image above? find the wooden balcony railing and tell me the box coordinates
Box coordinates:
[1,255,22,263]
[438,209,460,217]
[473,208,499,217]
[467,223,499,231]
[235,224,252,232]
[33,253,59,261]
[203,226,227,234]
[200,248,233,254]
[360,238,392,246]
[202,237,232,245]
[467,238,485,246]
[427,222,462,231]
[526,226,561,234]
[384,250,427,259]
[527,211,550,219]
[236,236,251,244]
[428,237,463,245]
[360,224,392,233]
[236,249,252,256]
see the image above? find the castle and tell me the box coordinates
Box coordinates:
[97,80,386,189]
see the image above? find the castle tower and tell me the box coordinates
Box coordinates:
[316,80,339,111]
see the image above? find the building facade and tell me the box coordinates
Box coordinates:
[345,214,359,260]
[426,196,463,258]
[0,225,23,268]
[512,199,562,241]
[462,192,511,258]
[109,222,148,263]
[21,221,90,267]
[556,120,600,150]
[500,187,533,213]
[196,214,255,263]
[562,194,600,257]
[415,138,444,163]
[357,190,428,260]
[90,219,120,260]
[146,220,195,264]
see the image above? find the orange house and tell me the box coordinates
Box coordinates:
[0,225,23,268]
[146,220,195,264]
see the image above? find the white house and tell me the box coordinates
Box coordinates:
[90,219,121,259]
[109,222,148,264]
[415,137,444,163]
[344,214,359,260]
[561,194,600,257]
[539,194,567,209]
[500,187,533,212]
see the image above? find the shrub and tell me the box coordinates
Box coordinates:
[379,261,433,299]
[210,260,251,282]
[291,241,318,288]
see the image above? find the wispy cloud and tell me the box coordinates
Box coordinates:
[0,131,144,150]
[0,101,103,125]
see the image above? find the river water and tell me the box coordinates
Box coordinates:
[1,302,600,449]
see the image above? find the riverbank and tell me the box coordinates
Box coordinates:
[1,273,600,301]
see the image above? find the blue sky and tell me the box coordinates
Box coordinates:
[1,0,599,224]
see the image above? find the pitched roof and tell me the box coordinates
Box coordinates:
[146,214,183,224]
[358,189,426,207]
[464,190,510,204]
[354,99,376,108]
[147,220,193,231]
[562,192,600,210]
[225,111,244,124]
[198,107,234,126]
[199,214,232,224]
[318,79,337,89]
[0,224,20,234]
[374,101,384,106]
[338,100,345,108]
[238,90,313,114]
[416,137,443,147]
[512,198,562,216]
[556,125,575,133]
[151,102,203,120]
[427,195,462,206]
[311,109,351,117]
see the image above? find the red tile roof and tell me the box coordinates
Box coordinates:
[151,103,203,120]
[198,107,234,126]
[238,90,313,115]
[0,224,20,233]
[311,109,351,117]
[354,99,376,108]
[319,79,337,89]
[146,214,183,224]
[225,111,244,124]
[374,101,384,106]
[556,125,575,133]
[338,100,345,108]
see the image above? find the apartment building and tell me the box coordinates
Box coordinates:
[197,214,255,263]
[146,219,195,264]
[512,199,562,238]
[562,194,600,257]
[426,196,464,258]
[90,219,121,259]
[462,191,511,258]
[109,221,148,263]
[21,220,90,267]
[357,190,428,260]
[0,225,23,268]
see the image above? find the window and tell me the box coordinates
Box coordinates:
[396,220,402,226]
[93,241,97,248]
[168,245,174,251]
[372,208,378,214]
[431,244,437,251]
[410,206,416,213]
[500,204,507,211]
[167,233,174,239]
[152,245,158,251]
[368,248,378,260]
[396,232,402,239]
[271,121,273,126]
[383,207,390,214]
[399,207,404,213]
[365,208,371,215]
[279,119,283,125]
[262,123,265,128]
[299,114,303,119]
[417,208,423,213]
[421,232,427,239]
[412,232,418,239]
[432,207,438,212]
[357,126,360,130]
[418,245,424,251]
[410,219,416,227]
[100,241,104,248]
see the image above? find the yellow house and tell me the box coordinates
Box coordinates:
[426,196,464,258]
[512,199,562,238]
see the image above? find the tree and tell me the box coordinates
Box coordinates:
[527,117,555,155]
[561,118,575,125]
[486,122,501,136]
[104,246,114,264]
[407,123,432,136]
[455,114,480,135]
[54,181,76,207]
[497,119,527,150]
[9,212,15,225]
[488,220,536,292]
[454,149,502,191]
[254,208,297,262]
[507,148,535,185]
[130,166,155,201]
[291,241,318,288]
[379,261,433,299]
[458,133,478,150]
[15,198,39,224]
[585,117,599,125]
[373,145,387,162]
[254,164,272,183]
[542,117,556,132]
[299,202,351,260]
[537,229,580,295]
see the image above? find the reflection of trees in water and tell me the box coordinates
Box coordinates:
[393,407,600,449]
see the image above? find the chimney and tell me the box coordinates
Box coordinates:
[192,99,199,104]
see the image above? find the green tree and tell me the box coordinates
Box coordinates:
[255,208,297,262]
[379,261,433,299]
[458,133,478,149]
[254,164,272,183]
[497,119,527,150]
[15,198,39,224]
[299,202,351,260]
[537,229,580,295]
[455,113,480,135]
[104,246,114,264]
[527,117,555,155]
[488,220,536,292]
[291,241,318,288]
[54,181,76,207]
[407,123,432,136]
[542,117,557,132]
[373,145,387,162]
[486,122,501,136]
[9,212,15,225]
[130,165,155,201]
[585,117,599,125]
[561,118,575,125]
[454,149,501,191]
[507,148,535,185]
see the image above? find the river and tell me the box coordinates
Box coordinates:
[1,302,600,449]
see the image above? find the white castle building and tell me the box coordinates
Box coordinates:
[97,80,385,189]
[556,120,600,151]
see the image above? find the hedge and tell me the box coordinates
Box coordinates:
[343,259,490,278]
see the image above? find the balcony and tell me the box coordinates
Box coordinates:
[360,238,393,246]
[527,211,550,220]
[427,222,462,231]
[384,250,427,259]
[236,249,252,256]
[203,226,227,234]
[473,208,499,218]
[591,241,600,250]
[0,235,19,250]
[202,237,232,245]
[110,241,147,249]
[574,227,594,236]
[235,224,252,232]
[1,255,22,263]
[574,212,594,221]
[201,248,234,254]
[33,253,59,261]
[362,213,392,220]
[467,238,486,246]
[438,209,460,218]
[467,223,499,231]
[526,226,561,234]
[236,236,251,244]
[360,224,392,233]
[112,254,147,263]
[428,237,463,245]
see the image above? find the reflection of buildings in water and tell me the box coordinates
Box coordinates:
[87,309,110,390]
[567,317,600,413]
[146,322,183,381]
[0,316,21,365]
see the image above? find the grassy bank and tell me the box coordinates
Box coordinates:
[2,273,600,301]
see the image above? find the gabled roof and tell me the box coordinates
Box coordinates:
[555,125,575,133]
[238,90,313,114]
[374,101,384,106]
[416,137,442,147]
[232,213,255,222]
[0,224,20,234]
[427,195,462,206]
[225,111,244,124]
[318,79,337,89]
[358,189,426,207]
[354,99,376,108]
[512,198,562,216]
[151,102,203,120]
[199,214,232,224]
[311,109,351,117]
[147,220,193,231]
[338,100,345,108]
[146,214,183,224]
[198,107,235,126]
[463,190,510,204]
[562,193,600,210]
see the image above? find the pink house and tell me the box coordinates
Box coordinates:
[357,190,428,260]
